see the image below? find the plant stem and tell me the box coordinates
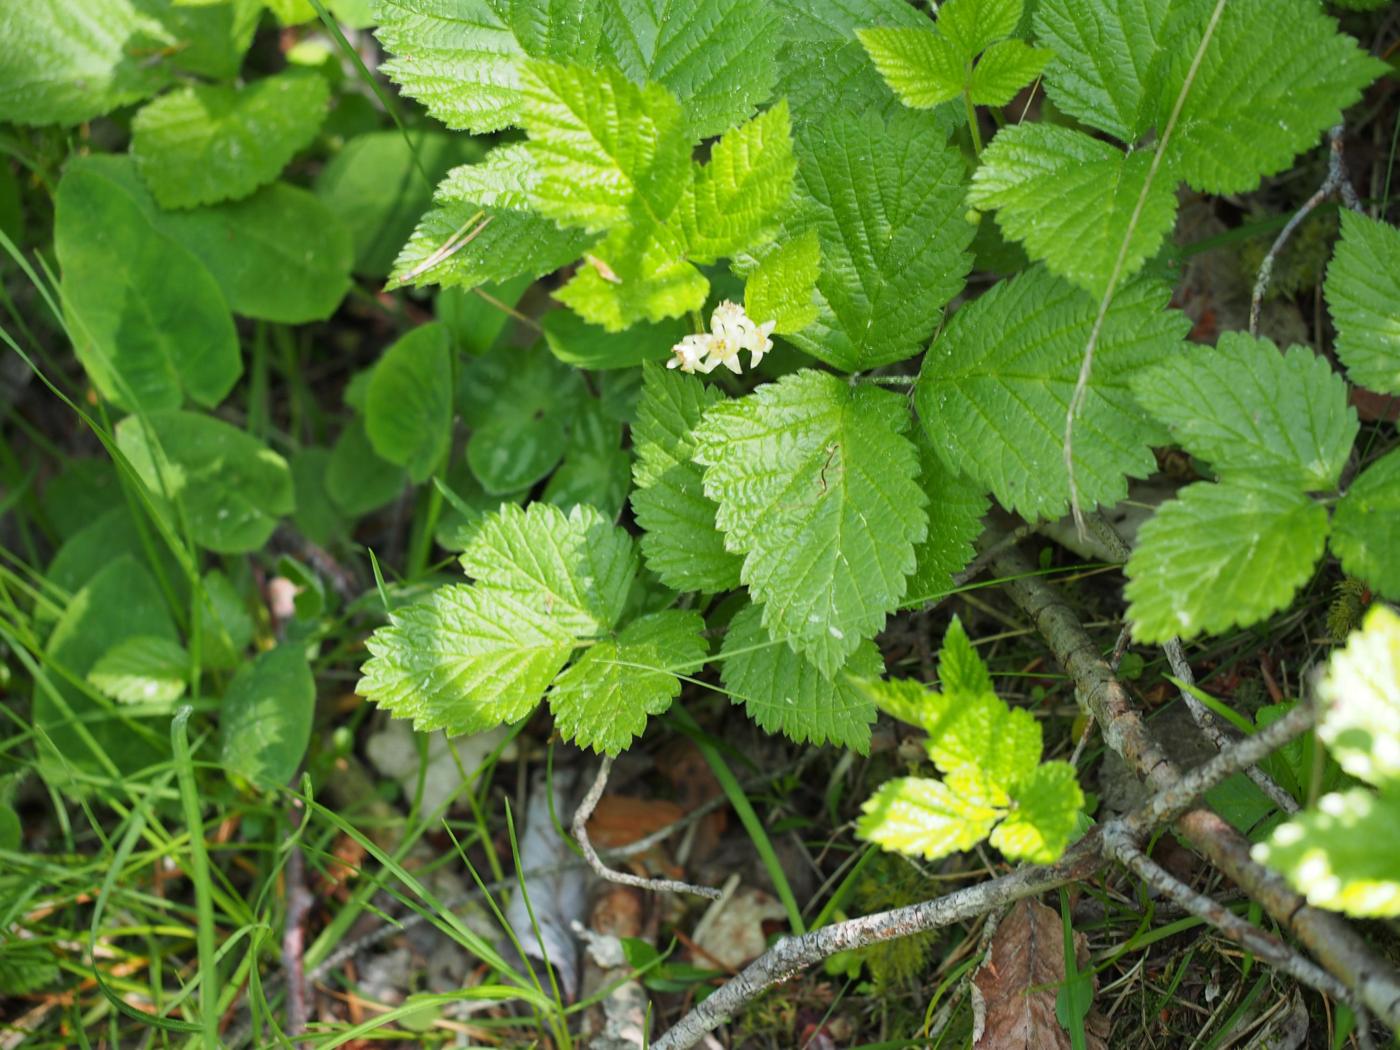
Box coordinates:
[963,86,983,154]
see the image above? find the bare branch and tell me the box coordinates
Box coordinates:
[573,757,723,900]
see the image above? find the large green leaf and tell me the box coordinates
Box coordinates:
[720,603,881,751]
[598,0,781,138]
[35,556,176,785]
[155,182,353,324]
[374,0,602,134]
[906,438,988,605]
[313,131,479,277]
[1032,0,1177,142]
[390,143,594,292]
[542,401,631,521]
[519,59,690,234]
[785,107,973,371]
[1131,334,1357,491]
[681,101,795,264]
[630,363,742,593]
[549,610,707,754]
[54,157,239,413]
[220,645,316,789]
[130,71,329,208]
[542,309,684,370]
[693,370,926,675]
[326,419,408,517]
[1255,787,1400,918]
[358,503,637,734]
[991,761,1084,863]
[461,343,584,494]
[857,25,966,109]
[88,636,188,707]
[1324,211,1400,396]
[1125,479,1328,642]
[969,123,1178,298]
[365,323,455,483]
[916,267,1188,520]
[743,229,822,335]
[1332,450,1400,601]
[858,769,1008,861]
[1155,0,1383,195]
[115,412,295,554]
[1315,605,1400,789]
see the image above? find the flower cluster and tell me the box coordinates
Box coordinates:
[667,300,776,376]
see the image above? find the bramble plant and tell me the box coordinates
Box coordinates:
[3,0,1400,1042]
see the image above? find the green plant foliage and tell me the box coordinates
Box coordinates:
[88,636,188,707]
[548,609,707,755]
[1255,607,1400,917]
[542,401,632,520]
[1125,334,1363,641]
[54,157,240,413]
[365,323,455,483]
[1324,210,1400,396]
[856,618,1083,864]
[719,602,882,751]
[1331,451,1400,600]
[130,71,330,209]
[219,645,316,789]
[327,418,408,517]
[907,438,989,603]
[542,306,685,371]
[630,364,743,594]
[916,267,1188,519]
[115,412,295,555]
[693,370,926,676]
[358,502,637,736]
[742,229,822,335]
[784,107,973,371]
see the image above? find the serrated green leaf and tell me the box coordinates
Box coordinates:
[921,690,1041,788]
[327,419,408,517]
[906,436,988,604]
[857,676,928,728]
[543,401,631,520]
[156,181,353,323]
[115,412,295,554]
[599,0,781,138]
[743,229,821,335]
[542,309,685,370]
[365,323,454,483]
[0,0,166,125]
[682,101,795,264]
[359,503,637,734]
[314,130,479,277]
[1324,211,1400,396]
[858,769,1007,861]
[130,71,329,209]
[857,26,965,109]
[991,761,1084,863]
[917,267,1188,519]
[374,0,602,134]
[970,123,1178,298]
[787,108,973,371]
[937,0,1022,56]
[88,636,188,706]
[220,645,315,789]
[1255,787,1400,918]
[720,603,881,751]
[1125,479,1328,642]
[1332,451,1400,601]
[937,616,994,700]
[968,38,1051,106]
[520,59,690,234]
[1132,334,1358,491]
[555,222,709,331]
[462,343,583,494]
[54,156,239,413]
[1156,0,1383,195]
[549,609,707,754]
[630,363,742,593]
[1032,0,1177,142]
[1315,605,1400,789]
[694,370,927,675]
[771,0,930,126]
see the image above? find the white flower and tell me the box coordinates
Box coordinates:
[665,301,779,378]
[667,333,713,373]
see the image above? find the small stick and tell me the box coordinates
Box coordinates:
[573,757,723,900]
[1249,125,1362,337]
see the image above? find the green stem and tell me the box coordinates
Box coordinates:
[963,85,983,154]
